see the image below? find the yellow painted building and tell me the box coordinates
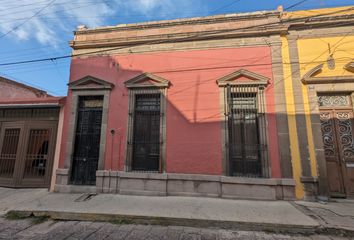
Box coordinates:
[281,6,354,200]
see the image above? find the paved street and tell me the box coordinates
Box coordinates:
[0,217,350,240]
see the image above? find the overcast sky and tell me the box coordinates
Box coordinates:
[0,0,352,96]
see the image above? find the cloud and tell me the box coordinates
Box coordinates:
[0,0,208,46]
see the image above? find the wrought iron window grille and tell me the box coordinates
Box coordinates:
[224,84,269,178]
[125,87,167,173]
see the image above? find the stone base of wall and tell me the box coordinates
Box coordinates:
[301,176,319,201]
[54,169,296,200]
[54,168,97,193]
[98,171,296,200]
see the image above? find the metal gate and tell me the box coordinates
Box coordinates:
[318,94,354,198]
[131,94,161,171]
[71,96,103,185]
[0,126,21,180]
[225,84,268,178]
[0,120,57,188]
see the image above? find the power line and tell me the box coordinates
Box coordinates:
[0,0,104,16]
[209,0,242,15]
[285,0,309,11]
[0,0,50,13]
[0,0,56,39]
[1,3,350,97]
[0,1,210,22]
[0,6,353,67]
[2,57,352,76]
[0,2,349,52]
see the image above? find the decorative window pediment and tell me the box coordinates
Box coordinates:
[124,73,170,88]
[344,62,354,73]
[216,69,269,86]
[302,62,354,84]
[69,75,114,90]
[302,63,324,81]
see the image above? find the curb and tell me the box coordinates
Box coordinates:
[6,210,322,235]
[291,202,354,238]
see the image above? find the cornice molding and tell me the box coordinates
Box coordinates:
[70,28,285,50]
[302,76,354,84]
[74,11,280,35]
[286,16,354,31]
[69,10,354,51]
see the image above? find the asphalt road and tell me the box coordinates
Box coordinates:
[0,217,350,240]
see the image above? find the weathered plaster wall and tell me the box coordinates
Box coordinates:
[297,36,354,78]
[298,35,354,198]
[59,46,281,176]
[0,80,40,99]
[282,25,354,199]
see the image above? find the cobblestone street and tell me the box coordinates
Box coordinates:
[0,217,350,240]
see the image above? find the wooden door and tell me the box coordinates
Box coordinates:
[335,110,354,197]
[320,111,346,197]
[320,109,354,198]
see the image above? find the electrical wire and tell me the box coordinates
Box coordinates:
[1,2,351,97]
[0,0,105,17]
[0,2,347,52]
[285,0,309,11]
[209,0,242,15]
[0,0,56,39]
[0,6,353,67]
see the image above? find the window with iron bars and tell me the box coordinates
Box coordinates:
[126,88,166,173]
[131,94,161,171]
[224,84,269,178]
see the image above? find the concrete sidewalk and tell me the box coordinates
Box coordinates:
[0,188,353,236]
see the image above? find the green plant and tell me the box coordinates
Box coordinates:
[31,215,50,225]
[110,218,134,225]
[5,211,29,220]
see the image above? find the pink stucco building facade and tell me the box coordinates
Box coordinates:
[55,10,296,200]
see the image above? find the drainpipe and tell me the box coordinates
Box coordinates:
[109,129,115,192]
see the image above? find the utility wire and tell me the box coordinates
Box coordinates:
[0,6,353,67]
[0,0,49,13]
[3,58,352,76]
[209,0,242,15]
[0,0,103,16]
[0,0,56,39]
[285,0,309,11]
[0,1,207,21]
